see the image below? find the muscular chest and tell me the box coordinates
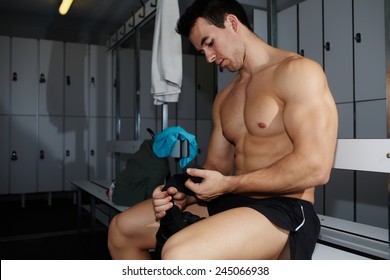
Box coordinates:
[220,78,285,143]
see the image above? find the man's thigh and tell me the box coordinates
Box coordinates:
[162,207,289,259]
[108,199,159,254]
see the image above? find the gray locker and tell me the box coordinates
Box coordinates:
[178,54,196,120]
[38,40,64,116]
[119,48,135,118]
[64,42,89,117]
[0,116,10,194]
[323,0,354,104]
[196,55,214,120]
[11,37,39,115]
[0,36,10,115]
[356,100,387,139]
[277,5,297,52]
[354,0,386,101]
[10,116,37,194]
[89,45,113,118]
[324,169,355,220]
[64,117,88,191]
[336,103,354,138]
[356,170,388,228]
[38,116,64,192]
[253,9,268,42]
[140,50,157,120]
[298,0,323,65]
[88,117,114,181]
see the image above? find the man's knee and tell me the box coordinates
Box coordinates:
[161,239,185,260]
[161,234,196,260]
[107,214,122,250]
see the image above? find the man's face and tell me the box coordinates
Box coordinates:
[189,17,243,72]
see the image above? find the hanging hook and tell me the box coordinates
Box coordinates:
[129,11,135,27]
[139,0,145,18]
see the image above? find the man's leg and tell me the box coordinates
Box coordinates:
[107,199,209,259]
[161,207,289,259]
[108,199,158,259]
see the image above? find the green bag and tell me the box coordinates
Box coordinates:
[112,139,170,207]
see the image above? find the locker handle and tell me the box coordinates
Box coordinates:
[66,150,70,157]
[91,77,95,88]
[40,150,45,159]
[324,42,330,51]
[299,49,305,56]
[355,33,361,43]
[66,75,71,85]
[11,151,18,161]
[12,72,17,81]
[91,149,95,156]
[150,0,157,7]
[40,73,46,83]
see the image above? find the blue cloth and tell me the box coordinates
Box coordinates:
[152,126,198,168]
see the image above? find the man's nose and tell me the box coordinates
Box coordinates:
[204,50,216,63]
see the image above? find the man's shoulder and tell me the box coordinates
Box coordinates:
[275,55,324,81]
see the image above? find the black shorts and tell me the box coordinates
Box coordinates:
[206,195,320,260]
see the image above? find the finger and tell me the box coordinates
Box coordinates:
[152,185,166,199]
[154,201,173,213]
[154,200,173,218]
[166,186,178,196]
[153,195,172,208]
[155,210,166,220]
[186,168,206,179]
[184,178,199,192]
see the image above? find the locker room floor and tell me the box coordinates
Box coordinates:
[0,192,111,260]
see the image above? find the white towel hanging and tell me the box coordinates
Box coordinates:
[151,0,183,105]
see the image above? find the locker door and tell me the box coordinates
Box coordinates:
[39,40,64,116]
[196,55,214,166]
[177,54,196,120]
[322,103,355,219]
[11,37,39,115]
[140,50,157,120]
[253,9,268,42]
[64,117,88,191]
[0,116,10,194]
[10,116,37,194]
[323,0,353,103]
[277,5,297,52]
[89,45,112,117]
[298,0,323,65]
[38,116,64,192]
[355,100,388,228]
[64,43,88,117]
[119,47,135,118]
[89,117,113,181]
[354,0,386,101]
[0,36,10,115]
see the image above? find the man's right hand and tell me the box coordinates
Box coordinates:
[152,185,187,220]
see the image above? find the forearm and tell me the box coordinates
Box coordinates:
[229,152,331,195]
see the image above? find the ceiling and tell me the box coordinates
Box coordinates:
[0,0,303,46]
[0,0,145,45]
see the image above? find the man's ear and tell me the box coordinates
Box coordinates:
[226,14,239,32]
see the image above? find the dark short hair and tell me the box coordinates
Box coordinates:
[176,0,253,37]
